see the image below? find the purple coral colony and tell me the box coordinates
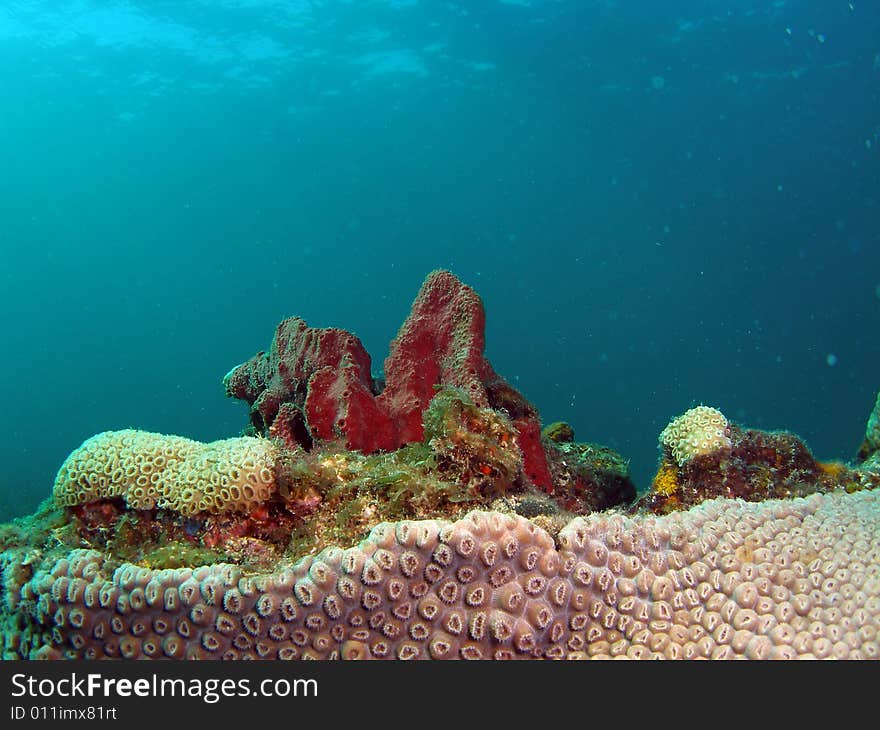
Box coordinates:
[2,270,879,660]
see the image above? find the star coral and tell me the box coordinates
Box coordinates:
[3,492,879,660]
[660,406,732,466]
[53,431,278,516]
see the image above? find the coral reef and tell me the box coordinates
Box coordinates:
[2,492,879,660]
[2,271,879,661]
[224,270,553,490]
[47,390,634,570]
[46,386,637,571]
[639,406,880,514]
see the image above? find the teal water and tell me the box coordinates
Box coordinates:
[1,1,878,520]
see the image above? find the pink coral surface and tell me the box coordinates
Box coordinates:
[5,490,878,660]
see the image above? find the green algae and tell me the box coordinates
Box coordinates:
[280,389,529,556]
[139,542,227,569]
[282,443,471,557]
[541,421,575,443]
[0,498,68,554]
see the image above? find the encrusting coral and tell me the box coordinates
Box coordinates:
[2,492,878,660]
[1,270,879,660]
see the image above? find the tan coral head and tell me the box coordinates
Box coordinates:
[660,405,732,466]
[52,429,278,516]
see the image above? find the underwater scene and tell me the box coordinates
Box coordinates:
[1,1,879,660]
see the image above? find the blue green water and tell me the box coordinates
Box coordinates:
[1,1,878,520]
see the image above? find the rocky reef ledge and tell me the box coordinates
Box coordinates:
[2,270,878,660]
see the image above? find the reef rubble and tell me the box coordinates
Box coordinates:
[1,270,878,660]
